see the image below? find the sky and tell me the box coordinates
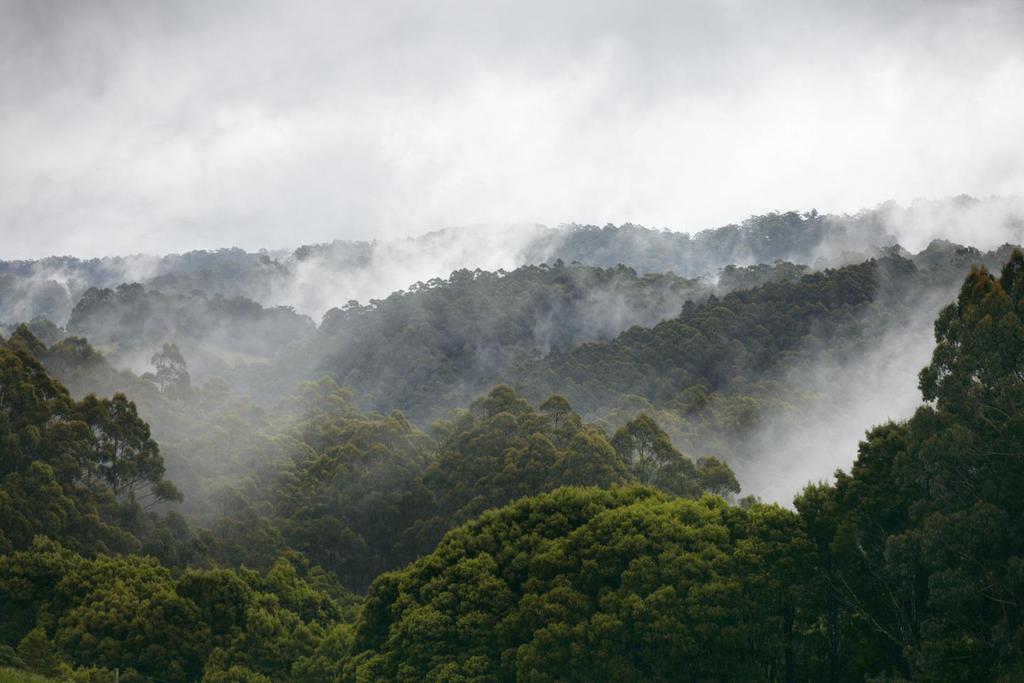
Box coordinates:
[1,0,1023,259]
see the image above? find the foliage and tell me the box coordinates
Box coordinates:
[239,382,735,592]
[0,539,350,683]
[344,486,815,682]
[0,335,185,559]
[0,668,61,683]
[66,283,315,390]
[611,413,737,497]
[794,249,1024,680]
[315,261,710,422]
[3,224,1023,680]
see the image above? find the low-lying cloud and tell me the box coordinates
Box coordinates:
[735,278,959,503]
[2,0,1023,258]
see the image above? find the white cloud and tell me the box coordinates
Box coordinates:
[1,0,1022,257]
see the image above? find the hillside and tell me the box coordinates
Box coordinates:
[1,248,1022,680]
[3,207,1024,681]
[6,196,1020,328]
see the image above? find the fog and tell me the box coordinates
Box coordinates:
[877,196,1024,254]
[5,194,1020,334]
[274,225,551,316]
[736,286,952,503]
[3,0,1024,517]
[2,0,1023,258]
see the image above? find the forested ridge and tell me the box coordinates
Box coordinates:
[4,0,1024,671]
[0,198,996,328]
[9,241,1003,519]
[1,210,1023,680]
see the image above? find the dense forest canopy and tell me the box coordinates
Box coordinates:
[61,239,1007,504]
[2,241,1009,516]
[2,209,1024,681]
[2,215,1019,510]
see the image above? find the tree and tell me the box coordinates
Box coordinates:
[0,337,184,556]
[696,455,741,496]
[611,413,735,498]
[17,627,61,677]
[344,486,812,682]
[151,342,191,395]
[76,393,181,504]
[795,250,1024,680]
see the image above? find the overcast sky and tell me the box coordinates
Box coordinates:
[1,0,1022,258]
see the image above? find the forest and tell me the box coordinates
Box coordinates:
[1,205,1024,682]
[6,0,1024,677]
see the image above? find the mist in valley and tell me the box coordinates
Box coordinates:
[728,201,1024,502]
[4,2,1024,679]
[735,280,956,503]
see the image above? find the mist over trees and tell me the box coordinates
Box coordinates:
[2,207,1024,681]
[4,0,1024,678]
[5,196,1020,327]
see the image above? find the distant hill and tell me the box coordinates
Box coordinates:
[4,195,1020,325]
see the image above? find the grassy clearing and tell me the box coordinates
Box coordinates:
[203,344,269,367]
[0,668,60,683]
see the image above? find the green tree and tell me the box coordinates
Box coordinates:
[17,627,61,678]
[795,250,1024,681]
[612,413,736,498]
[344,486,813,682]
[151,342,191,395]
